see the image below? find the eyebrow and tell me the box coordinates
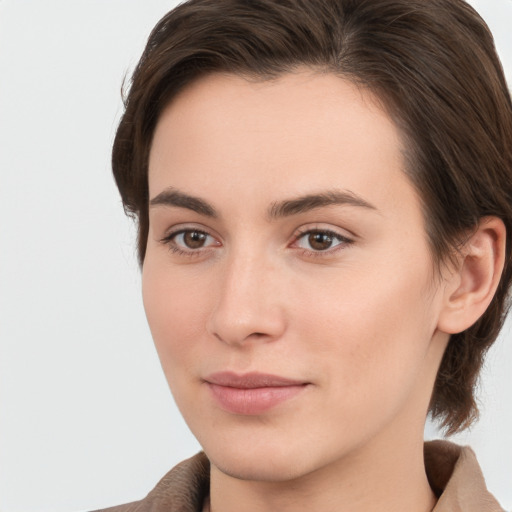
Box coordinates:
[149,187,377,219]
[268,190,377,219]
[149,188,218,217]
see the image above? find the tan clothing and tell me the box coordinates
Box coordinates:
[93,440,504,511]
[425,441,503,511]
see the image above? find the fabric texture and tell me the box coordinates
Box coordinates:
[92,440,504,512]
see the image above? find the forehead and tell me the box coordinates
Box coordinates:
[150,71,400,160]
[148,71,416,220]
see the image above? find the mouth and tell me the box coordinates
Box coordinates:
[204,371,310,415]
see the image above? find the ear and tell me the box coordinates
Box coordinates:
[437,217,506,335]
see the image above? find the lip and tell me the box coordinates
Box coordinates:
[204,371,309,415]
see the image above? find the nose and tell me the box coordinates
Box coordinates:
[206,251,287,346]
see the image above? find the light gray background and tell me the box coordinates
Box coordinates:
[0,1,511,511]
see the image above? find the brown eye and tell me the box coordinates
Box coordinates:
[165,229,218,253]
[294,229,352,253]
[182,230,208,249]
[308,232,334,251]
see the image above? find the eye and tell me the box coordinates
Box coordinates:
[175,230,210,249]
[293,229,352,253]
[161,228,220,254]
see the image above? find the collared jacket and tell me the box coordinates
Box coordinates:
[93,441,504,511]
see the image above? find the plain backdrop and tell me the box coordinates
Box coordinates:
[0,1,511,511]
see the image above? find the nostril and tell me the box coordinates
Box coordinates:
[212,330,274,345]
[207,293,287,346]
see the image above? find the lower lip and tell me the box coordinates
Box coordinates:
[207,383,307,415]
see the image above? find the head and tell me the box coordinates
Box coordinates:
[113,0,512,454]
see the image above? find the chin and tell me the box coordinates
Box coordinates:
[207,445,312,482]
[198,422,342,484]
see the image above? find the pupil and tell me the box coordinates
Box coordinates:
[309,232,333,250]
[184,231,206,249]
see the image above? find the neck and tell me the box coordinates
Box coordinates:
[208,431,436,512]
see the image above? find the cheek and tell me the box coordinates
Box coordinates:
[292,258,438,411]
[142,260,211,373]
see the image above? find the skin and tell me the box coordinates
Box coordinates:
[143,71,504,512]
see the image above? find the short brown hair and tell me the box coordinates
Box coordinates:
[112,0,512,434]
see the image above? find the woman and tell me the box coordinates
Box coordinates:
[95,0,512,510]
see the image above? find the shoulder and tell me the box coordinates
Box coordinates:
[91,452,210,512]
[425,440,504,512]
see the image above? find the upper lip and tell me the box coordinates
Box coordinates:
[204,371,307,389]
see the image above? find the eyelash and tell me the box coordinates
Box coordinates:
[291,228,353,257]
[160,229,218,257]
[160,227,353,258]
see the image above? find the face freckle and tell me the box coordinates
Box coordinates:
[142,71,450,483]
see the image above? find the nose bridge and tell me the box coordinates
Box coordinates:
[207,246,286,345]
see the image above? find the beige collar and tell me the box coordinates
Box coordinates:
[425,440,503,511]
[105,441,503,511]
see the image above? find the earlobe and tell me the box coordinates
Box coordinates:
[437,217,506,335]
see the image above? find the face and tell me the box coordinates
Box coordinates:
[143,71,450,482]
